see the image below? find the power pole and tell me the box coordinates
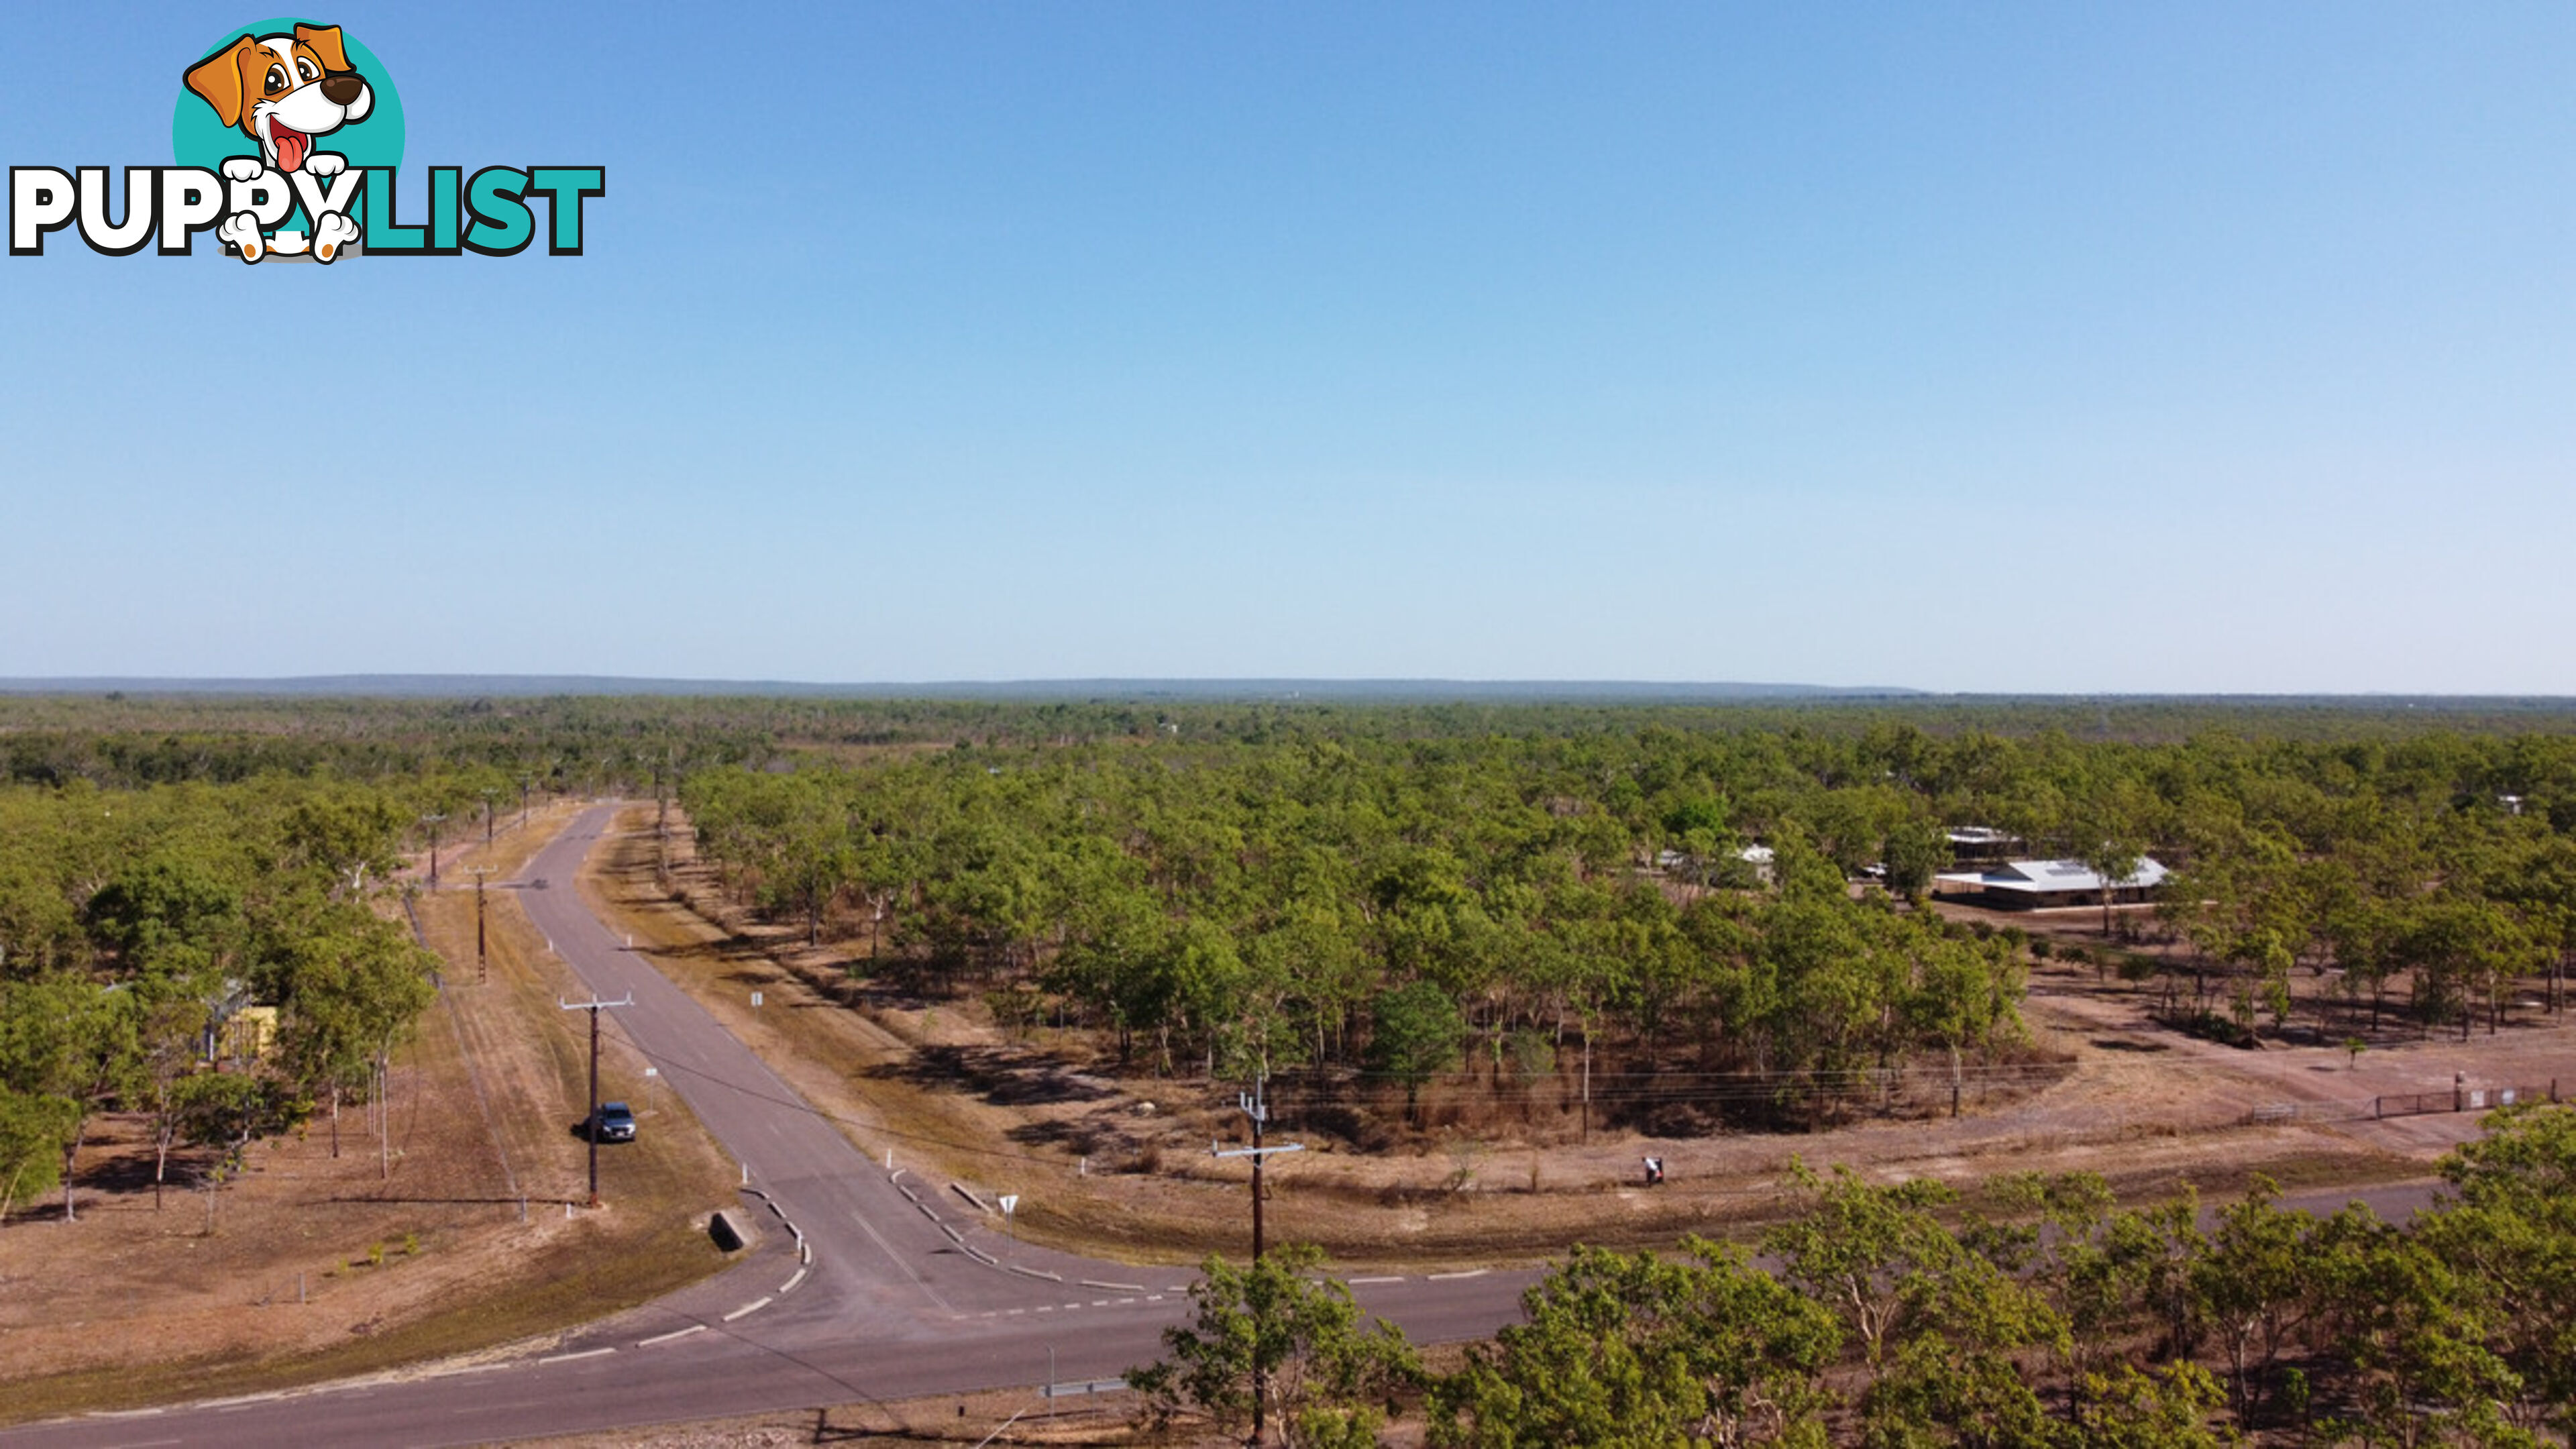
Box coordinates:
[482,790,497,846]
[423,812,447,888]
[654,758,672,892]
[560,994,633,1207]
[1213,1076,1303,1447]
[468,866,493,984]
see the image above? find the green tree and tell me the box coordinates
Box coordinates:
[1366,979,1464,1126]
[2420,1104,2576,1437]
[1882,818,1951,901]
[1431,1238,1839,1449]
[1127,1244,1419,1448]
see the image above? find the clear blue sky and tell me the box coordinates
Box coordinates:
[5,3,2571,691]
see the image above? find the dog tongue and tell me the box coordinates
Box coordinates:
[275,126,309,172]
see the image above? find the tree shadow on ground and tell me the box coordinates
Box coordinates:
[863,1042,1120,1109]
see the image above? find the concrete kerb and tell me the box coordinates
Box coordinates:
[1007,1265,1063,1283]
[962,1245,998,1266]
[1080,1279,1146,1293]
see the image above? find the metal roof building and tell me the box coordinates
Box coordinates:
[1933,856,2169,908]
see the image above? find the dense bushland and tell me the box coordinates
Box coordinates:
[680,724,2576,1134]
[0,775,462,1220]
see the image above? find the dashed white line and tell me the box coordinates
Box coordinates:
[538,1346,617,1364]
[722,1296,773,1322]
[780,1267,808,1294]
[638,1324,708,1346]
[1427,1269,1488,1281]
[1347,1275,1403,1285]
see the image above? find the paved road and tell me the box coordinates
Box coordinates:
[3,808,2448,1448]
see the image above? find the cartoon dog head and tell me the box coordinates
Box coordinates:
[184,24,373,174]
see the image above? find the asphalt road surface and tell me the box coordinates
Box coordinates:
[3,808,2445,1448]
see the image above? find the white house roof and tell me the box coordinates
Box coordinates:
[1945,826,2021,846]
[1934,857,2168,894]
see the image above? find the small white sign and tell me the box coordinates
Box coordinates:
[644,1067,659,1077]
[999,1194,1019,1214]
[751,991,763,1008]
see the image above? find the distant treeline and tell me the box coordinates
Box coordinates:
[6,692,2576,792]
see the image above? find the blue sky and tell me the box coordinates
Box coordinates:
[4,3,2571,691]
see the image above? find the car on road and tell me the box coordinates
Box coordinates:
[594,1101,637,1142]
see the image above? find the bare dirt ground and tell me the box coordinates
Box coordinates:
[0,804,743,1419]
[601,820,2576,1271]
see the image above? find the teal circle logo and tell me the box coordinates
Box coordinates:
[173,18,404,173]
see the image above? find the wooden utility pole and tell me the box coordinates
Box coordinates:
[559,994,633,1207]
[423,812,447,888]
[1213,1077,1303,1446]
[468,866,494,984]
[654,759,672,892]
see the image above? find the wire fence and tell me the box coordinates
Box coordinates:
[2246,1081,2562,1126]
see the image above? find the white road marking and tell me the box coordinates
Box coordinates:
[780,1267,808,1293]
[1428,1269,1488,1281]
[722,1296,773,1322]
[638,1324,708,1346]
[538,1346,616,1364]
[201,1391,285,1409]
[1347,1275,1403,1285]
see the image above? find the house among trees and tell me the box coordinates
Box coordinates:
[1931,856,2168,910]
[1738,843,1776,884]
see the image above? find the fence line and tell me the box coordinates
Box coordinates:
[2245,1081,2561,1126]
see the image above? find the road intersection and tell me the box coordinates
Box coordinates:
[6,808,1533,1447]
